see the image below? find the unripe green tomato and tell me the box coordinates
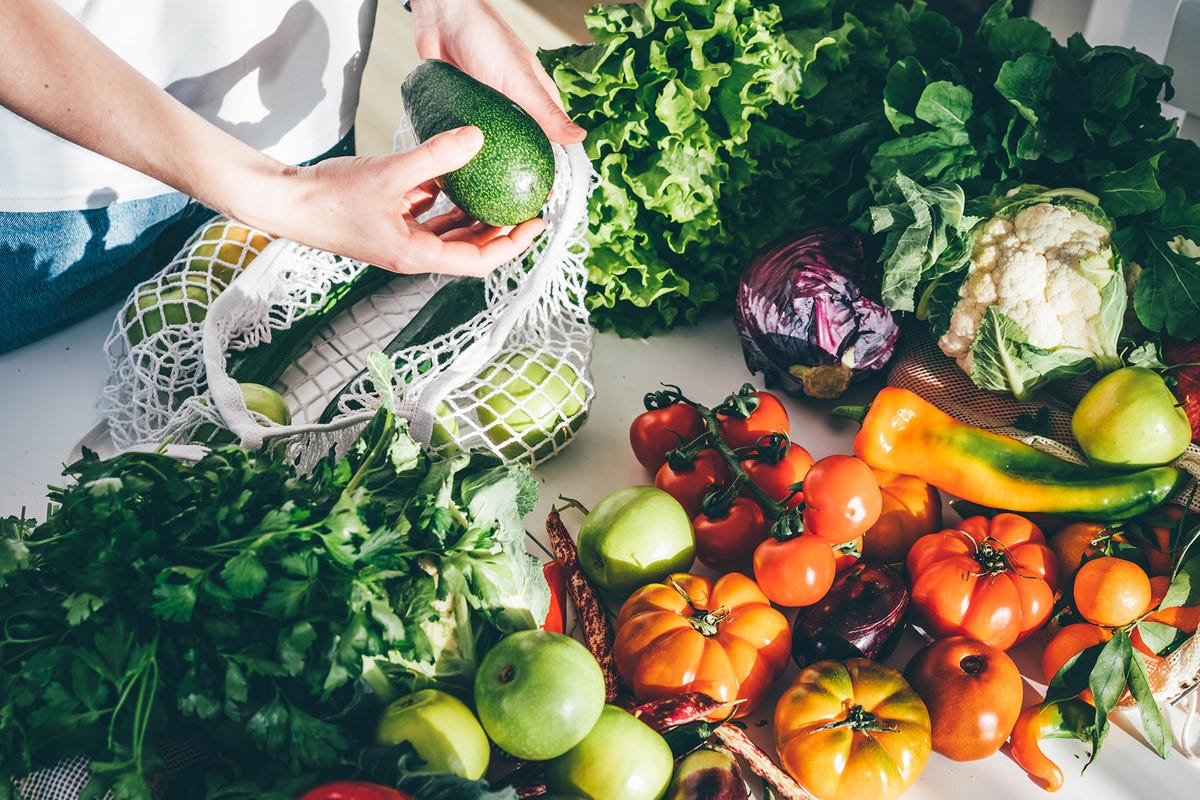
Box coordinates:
[474,350,586,459]
[577,485,695,597]
[1071,366,1190,469]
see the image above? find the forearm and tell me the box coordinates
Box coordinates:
[0,0,286,223]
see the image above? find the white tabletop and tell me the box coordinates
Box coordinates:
[2,305,1198,799]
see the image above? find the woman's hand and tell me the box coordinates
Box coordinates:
[410,0,587,146]
[246,125,546,276]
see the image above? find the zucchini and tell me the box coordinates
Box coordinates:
[225,266,394,386]
[317,276,488,423]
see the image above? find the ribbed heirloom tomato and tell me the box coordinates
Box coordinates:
[906,514,1059,650]
[613,572,791,717]
[774,658,932,800]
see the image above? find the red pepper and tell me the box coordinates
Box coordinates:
[542,559,569,634]
[297,781,414,800]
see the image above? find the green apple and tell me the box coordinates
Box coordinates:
[577,485,696,597]
[124,273,211,346]
[374,689,490,780]
[429,401,459,450]
[475,350,587,460]
[544,705,675,800]
[473,629,605,761]
[1071,366,1191,469]
[187,217,272,286]
[239,382,292,426]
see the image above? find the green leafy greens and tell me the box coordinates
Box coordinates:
[0,408,546,799]
[866,1,1200,344]
[541,0,952,336]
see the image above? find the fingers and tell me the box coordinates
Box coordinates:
[400,126,484,186]
[400,217,546,277]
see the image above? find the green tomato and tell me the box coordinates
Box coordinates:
[374,689,490,780]
[1072,366,1191,469]
[473,629,605,761]
[475,350,586,460]
[544,705,675,800]
[577,486,696,598]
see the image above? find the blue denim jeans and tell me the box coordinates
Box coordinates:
[0,131,355,354]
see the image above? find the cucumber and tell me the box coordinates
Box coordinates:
[225,266,394,387]
[402,59,555,226]
[317,277,488,423]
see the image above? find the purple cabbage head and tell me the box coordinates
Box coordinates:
[735,226,900,399]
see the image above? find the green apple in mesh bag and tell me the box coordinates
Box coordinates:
[474,350,586,458]
[124,272,212,346]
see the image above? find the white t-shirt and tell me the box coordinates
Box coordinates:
[0,0,380,212]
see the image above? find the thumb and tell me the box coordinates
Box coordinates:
[403,126,484,184]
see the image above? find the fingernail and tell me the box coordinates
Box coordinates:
[455,126,484,150]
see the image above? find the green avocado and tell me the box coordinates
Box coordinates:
[402,59,555,226]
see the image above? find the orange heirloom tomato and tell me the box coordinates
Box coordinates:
[860,468,942,564]
[774,658,931,800]
[613,572,791,718]
[906,514,1059,650]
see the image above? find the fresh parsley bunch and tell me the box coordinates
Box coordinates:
[0,407,546,799]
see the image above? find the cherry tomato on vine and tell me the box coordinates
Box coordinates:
[629,403,707,472]
[693,497,772,573]
[716,390,789,449]
[753,535,837,607]
[741,441,813,507]
[655,449,732,518]
[801,454,883,545]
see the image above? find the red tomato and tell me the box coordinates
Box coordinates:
[741,441,813,506]
[801,454,883,545]
[903,635,1024,762]
[716,390,789,449]
[655,449,731,518]
[298,782,413,800]
[906,514,1059,650]
[693,497,772,573]
[753,535,837,607]
[629,403,708,472]
[861,468,943,564]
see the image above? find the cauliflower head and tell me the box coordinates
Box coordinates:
[925,186,1126,400]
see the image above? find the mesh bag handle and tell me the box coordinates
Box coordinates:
[98,141,596,470]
